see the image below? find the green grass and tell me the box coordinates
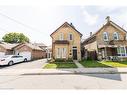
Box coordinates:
[43,62,77,69]
[80,60,127,68]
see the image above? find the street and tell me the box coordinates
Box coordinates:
[0,59,127,89]
[0,73,126,89]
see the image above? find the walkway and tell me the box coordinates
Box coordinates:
[73,60,84,68]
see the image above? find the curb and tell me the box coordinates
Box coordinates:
[21,71,127,75]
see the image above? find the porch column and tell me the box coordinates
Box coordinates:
[104,47,107,59]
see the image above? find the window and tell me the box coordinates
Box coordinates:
[113,32,119,40]
[68,33,73,40]
[56,48,66,58]
[57,48,60,58]
[117,46,127,56]
[59,33,64,40]
[126,33,127,40]
[103,32,109,41]
[62,48,66,58]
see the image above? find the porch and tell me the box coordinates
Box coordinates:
[98,45,127,61]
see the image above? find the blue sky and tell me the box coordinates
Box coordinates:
[0,6,127,45]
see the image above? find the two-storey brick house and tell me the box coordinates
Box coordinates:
[50,22,82,60]
[82,16,127,61]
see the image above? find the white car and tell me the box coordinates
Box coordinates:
[0,55,28,66]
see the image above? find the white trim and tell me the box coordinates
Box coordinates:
[68,33,73,40]
[117,46,127,57]
[113,32,119,40]
[103,32,109,41]
[56,48,67,58]
[59,33,64,40]
[126,33,127,40]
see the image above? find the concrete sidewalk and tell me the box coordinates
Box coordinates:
[0,68,127,75]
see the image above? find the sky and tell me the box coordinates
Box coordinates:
[0,5,127,46]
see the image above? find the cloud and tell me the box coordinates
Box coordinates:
[82,9,99,26]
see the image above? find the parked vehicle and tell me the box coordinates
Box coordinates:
[0,55,28,66]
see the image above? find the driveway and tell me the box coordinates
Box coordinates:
[0,59,47,69]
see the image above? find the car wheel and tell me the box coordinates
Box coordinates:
[24,58,27,62]
[8,61,13,66]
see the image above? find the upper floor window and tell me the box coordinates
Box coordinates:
[68,33,73,40]
[59,33,64,40]
[113,32,119,40]
[103,32,109,41]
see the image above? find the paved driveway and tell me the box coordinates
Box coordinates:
[0,59,47,69]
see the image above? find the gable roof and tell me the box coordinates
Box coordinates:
[13,43,43,51]
[0,42,18,50]
[50,22,82,37]
[82,18,127,45]
[33,43,47,47]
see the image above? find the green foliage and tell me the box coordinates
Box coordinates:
[44,62,77,69]
[2,32,29,43]
[66,58,73,62]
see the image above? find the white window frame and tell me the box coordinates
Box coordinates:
[56,48,66,58]
[57,48,60,58]
[68,33,73,40]
[62,48,66,58]
[126,33,127,40]
[113,32,119,40]
[117,46,127,57]
[59,33,64,40]
[103,32,109,41]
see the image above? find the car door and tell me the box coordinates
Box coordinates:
[11,56,19,63]
[18,56,24,62]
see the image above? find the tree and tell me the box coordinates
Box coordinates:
[2,32,29,43]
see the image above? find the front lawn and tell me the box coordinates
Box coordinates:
[43,62,77,69]
[80,60,127,68]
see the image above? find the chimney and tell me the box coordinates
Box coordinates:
[70,22,75,28]
[90,32,92,36]
[106,16,110,22]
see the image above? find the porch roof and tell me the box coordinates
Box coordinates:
[98,45,120,48]
[53,40,69,44]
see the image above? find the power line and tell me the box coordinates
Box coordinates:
[0,12,41,32]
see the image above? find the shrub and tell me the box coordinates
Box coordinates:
[66,58,73,62]
[55,58,66,62]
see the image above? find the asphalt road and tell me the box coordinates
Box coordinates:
[0,59,47,69]
[0,74,126,89]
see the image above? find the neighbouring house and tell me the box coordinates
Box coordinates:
[82,16,127,61]
[33,42,47,58]
[50,22,82,60]
[46,45,52,59]
[0,42,18,57]
[12,43,46,60]
[33,43,47,50]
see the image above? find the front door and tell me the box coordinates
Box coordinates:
[73,49,77,60]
